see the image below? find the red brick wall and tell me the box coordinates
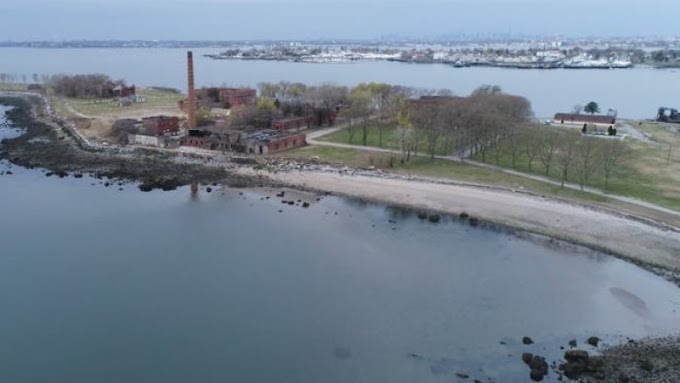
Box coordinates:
[268,133,306,153]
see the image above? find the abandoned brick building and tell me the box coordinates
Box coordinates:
[142,116,180,136]
[271,116,314,132]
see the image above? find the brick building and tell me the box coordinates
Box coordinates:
[244,130,306,154]
[219,88,257,108]
[271,116,314,132]
[113,85,136,98]
[180,129,243,151]
[178,98,212,112]
[142,116,180,136]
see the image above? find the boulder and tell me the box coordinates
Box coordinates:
[564,349,589,363]
[587,355,605,372]
[587,336,601,347]
[523,336,534,345]
[530,368,546,381]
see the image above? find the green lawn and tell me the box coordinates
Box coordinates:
[473,128,680,210]
[65,88,183,116]
[320,123,453,156]
[0,83,29,91]
[277,145,609,203]
[308,121,680,211]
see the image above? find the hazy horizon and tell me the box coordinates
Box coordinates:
[4,0,680,41]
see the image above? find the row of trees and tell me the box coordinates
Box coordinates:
[488,124,630,191]
[48,74,125,99]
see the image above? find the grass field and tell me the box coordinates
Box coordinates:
[469,124,680,210]
[319,123,680,210]
[0,83,30,92]
[277,145,610,203]
[65,88,183,117]
[320,123,453,156]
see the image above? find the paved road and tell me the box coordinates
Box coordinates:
[305,126,680,219]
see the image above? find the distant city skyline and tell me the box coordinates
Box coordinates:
[3,0,680,41]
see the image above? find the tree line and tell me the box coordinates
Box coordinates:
[48,74,126,99]
[485,123,630,191]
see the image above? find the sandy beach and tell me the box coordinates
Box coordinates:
[248,168,680,271]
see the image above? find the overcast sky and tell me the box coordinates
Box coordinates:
[3,0,679,41]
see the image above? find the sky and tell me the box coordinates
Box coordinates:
[3,0,679,41]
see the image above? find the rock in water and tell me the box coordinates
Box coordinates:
[527,355,549,381]
[530,368,546,381]
[564,349,589,363]
[587,336,600,347]
[523,336,534,345]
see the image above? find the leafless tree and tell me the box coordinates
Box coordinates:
[539,128,560,176]
[575,136,602,191]
[601,139,629,190]
[523,128,541,172]
[556,133,579,188]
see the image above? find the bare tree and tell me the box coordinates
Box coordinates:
[346,90,371,144]
[258,82,280,99]
[506,126,525,168]
[571,104,583,115]
[539,128,560,176]
[471,84,502,96]
[575,137,602,191]
[409,101,442,159]
[523,129,541,172]
[556,133,578,188]
[601,139,629,190]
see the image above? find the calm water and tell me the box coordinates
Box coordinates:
[1,106,680,382]
[1,47,679,118]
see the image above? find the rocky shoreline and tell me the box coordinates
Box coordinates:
[0,95,269,190]
[515,335,680,382]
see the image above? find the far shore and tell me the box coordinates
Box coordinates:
[1,91,680,276]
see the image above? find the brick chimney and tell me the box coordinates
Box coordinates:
[187,51,197,130]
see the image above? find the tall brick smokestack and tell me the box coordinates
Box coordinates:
[187,51,197,130]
